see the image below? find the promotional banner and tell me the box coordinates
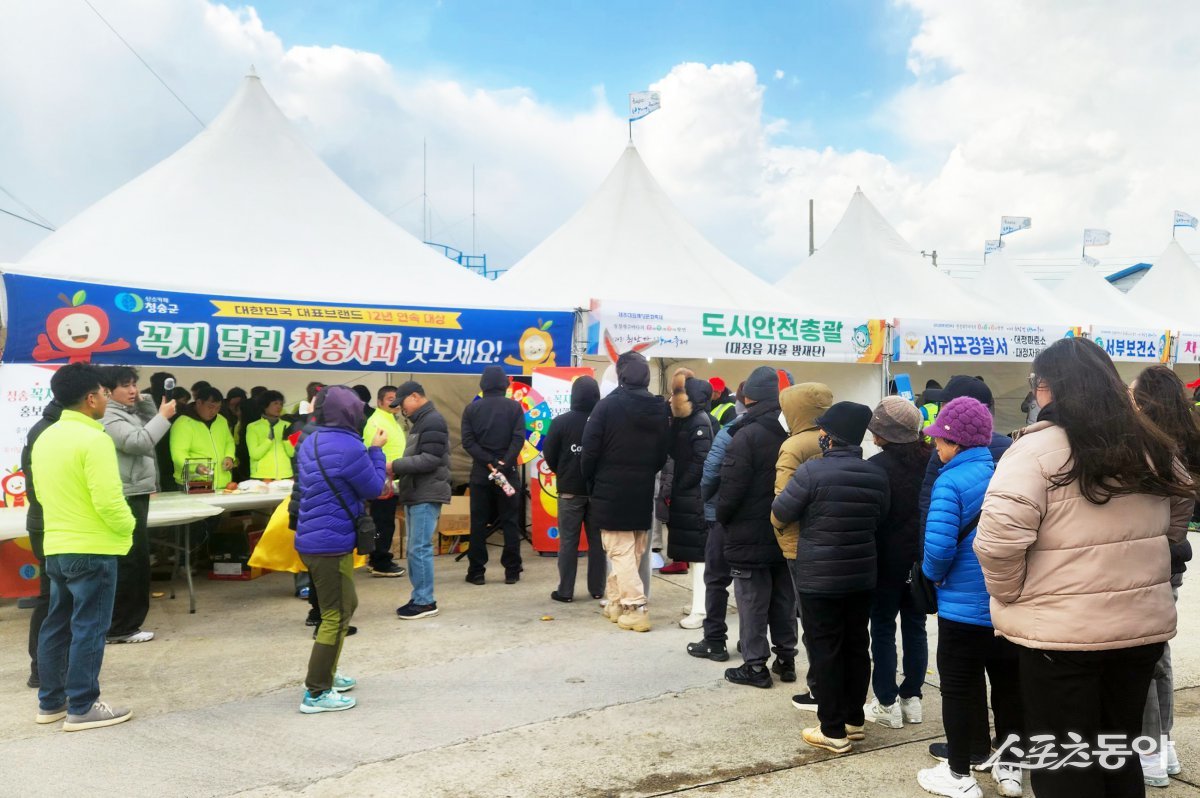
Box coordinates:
[1000,216,1032,236]
[1,273,573,376]
[0,364,55,598]
[588,300,885,364]
[1089,327,1171,363]
[1083,228,1111,246]
[894,320,1081,362]
[1178,332,1200,365]
[527,367,594,554]
[629,91,661,121]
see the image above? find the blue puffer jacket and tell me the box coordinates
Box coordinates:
[701,414,744,522]
[293,427,386,556]
[921,445,995,627]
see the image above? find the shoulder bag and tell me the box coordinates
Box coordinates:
[313,432,377,556]
[908,511,982,615]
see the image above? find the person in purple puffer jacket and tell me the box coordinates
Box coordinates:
[288,385,387,714]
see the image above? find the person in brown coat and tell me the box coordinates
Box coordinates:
[975,338,1195,798]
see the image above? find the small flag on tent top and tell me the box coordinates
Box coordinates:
[629,91,661,122]
[984,239,1004,255]
[1174,210,1198,229]
[1000,216,1032,236]
[1083,228,1111,246]
[1082,254,1100,267]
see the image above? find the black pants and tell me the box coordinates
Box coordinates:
[368,495,399,568]
[937,618,1023,777]
[108,494,151,637]
[798,591,872,739]
[731,563,798,667]
[467,478,522,578]
[556,494,605,599]
[701,521,732,643]
[27,528,66,679]
[1019,642,1163,798]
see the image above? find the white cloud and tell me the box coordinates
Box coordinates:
[2,0,1199,286]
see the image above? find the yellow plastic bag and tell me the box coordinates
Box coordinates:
[249,498,368,572]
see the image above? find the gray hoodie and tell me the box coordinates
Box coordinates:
[103,395,172,496]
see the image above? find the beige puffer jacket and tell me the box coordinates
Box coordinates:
[974,421,1193,651]
[772,383,833,559]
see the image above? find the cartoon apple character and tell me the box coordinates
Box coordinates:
[2,469,26,508]
[504,320,557,374]
[32,290,130,364]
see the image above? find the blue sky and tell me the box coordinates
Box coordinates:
[247,0,920,156]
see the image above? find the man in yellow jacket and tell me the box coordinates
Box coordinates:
[32,363,136,732]
[246,390,295,480]
[363,386,407,576]
[170,386,237,491]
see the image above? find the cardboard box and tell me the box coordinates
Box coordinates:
[208,565,268,581]
[437,496,471,555]
[208,529,267,579]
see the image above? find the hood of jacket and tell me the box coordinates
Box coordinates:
[615,385,669,431]
[616,351,651,389]
[780,383,833,435]
[41,399,64,424]
[479,365,509,396]
[321,386,365,432]
[671,378,713,419]
[570,376,600,413]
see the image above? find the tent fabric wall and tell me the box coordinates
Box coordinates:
[1052,262,1168,329]
[966,251,1080,326]
[1128,241,1200,331]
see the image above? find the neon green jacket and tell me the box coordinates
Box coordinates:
[170,414,237,490]
[32,409,135,556]
[363,408,406,463]
[246,417,295,480]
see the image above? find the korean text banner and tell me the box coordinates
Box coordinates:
[588,300,885,364]
[894,319,1082,363]
[1178,332,1200,365]
[1089,326,1171,364]
[1,273,572,376]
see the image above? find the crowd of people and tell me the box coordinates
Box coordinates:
[20,339,1200,798]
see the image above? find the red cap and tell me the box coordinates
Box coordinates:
[708,377,727,394]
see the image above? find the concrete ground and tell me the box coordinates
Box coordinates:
[1,540,1199,797]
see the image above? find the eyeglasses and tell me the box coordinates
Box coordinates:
[90,389,111,400]
[1029,375,1045,394]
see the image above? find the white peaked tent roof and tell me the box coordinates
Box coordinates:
[4,73,527,309]
[1052,260,1168,330]
[775,188,992,322]
[1127,241,1200,331]
[966,250,1081,326]
[500,143,792,310]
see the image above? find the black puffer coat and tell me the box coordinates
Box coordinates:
[543,377,599,496]
[771,445,890,595]
[461,365,525,482]
[392,400,452,506]
[867,444,927,589]
[668,379,714,562]
[717,399,787,569]
[581,385,671,531]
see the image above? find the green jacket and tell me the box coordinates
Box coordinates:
[363,408,406,463]
[246,417,295,480]
[170,414,237,490]
[32,409,135,556]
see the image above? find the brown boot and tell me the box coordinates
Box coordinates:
[618,605,651,632]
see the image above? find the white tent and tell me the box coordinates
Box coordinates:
[1052,261,1170,330]
[501,142,791,311]
[776,188,992,322]
[1127,241,1200,332]
[965,251,1081,326]
[2,72,525,310]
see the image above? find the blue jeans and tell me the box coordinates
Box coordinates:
[38,554,118,715]
[405,503,441,605]
[869,583,928,706]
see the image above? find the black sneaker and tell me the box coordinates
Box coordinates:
[505,572,521,585]
[313,625,357,640]
[396,602,439,620]
[305,609,320,627]
[369,562,406,578]
[550,591,572,603]
[27,672,39,689]
[724,662,773,688]
[465,574,485,585]
[771,657,797,683]
[927,742,991,771]
[686,639,730,662]
[791,692,819,712]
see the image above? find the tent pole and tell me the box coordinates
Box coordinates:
[808,199,815,256]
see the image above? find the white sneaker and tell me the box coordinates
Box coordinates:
[678,613,704,630]
[1167,741,1181,776]
[992,762,1023,797]
[106,630,155,644]
[650,552,665,570]
[1142,752,1169,788]
[917,761,983,798]
[863,699,903,729]
[901,695,923,724]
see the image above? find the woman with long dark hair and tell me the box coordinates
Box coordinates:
[976,338,1195,797]
[1132,365,1199,785]
[863,397,932,731]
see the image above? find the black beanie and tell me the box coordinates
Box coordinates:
[743,366,779,402]
[814,401,873,447]
[616,351,651,389]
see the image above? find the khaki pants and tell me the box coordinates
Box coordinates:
[300,553,357,694]
[602,530,649,608]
